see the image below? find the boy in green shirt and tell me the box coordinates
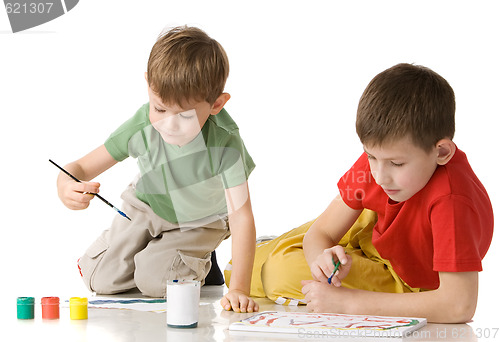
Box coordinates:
[56,26,258,313]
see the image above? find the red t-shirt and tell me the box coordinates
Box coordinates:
[338,148,493,289]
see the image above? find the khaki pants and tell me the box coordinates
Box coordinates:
[78,185,231,297]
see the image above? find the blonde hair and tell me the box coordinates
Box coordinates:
[147,26,229,105]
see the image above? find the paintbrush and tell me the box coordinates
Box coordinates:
[327,257,341,285]
[49,159,131,221]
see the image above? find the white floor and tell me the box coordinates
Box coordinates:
[2,3,499,341]
[4,285,496,342]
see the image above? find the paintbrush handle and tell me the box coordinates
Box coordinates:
[327,258,341,284]
[49,159,81,183]
[93,193,111,206]
[49,159,131,221]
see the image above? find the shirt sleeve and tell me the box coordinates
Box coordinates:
[215,132,255,189]
[430,194,485,272]
[337,153,373,209]
[104,104,149,162]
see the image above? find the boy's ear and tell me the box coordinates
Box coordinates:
[436,138,456,165]
[210,93,231,115]
[144,72,150,91]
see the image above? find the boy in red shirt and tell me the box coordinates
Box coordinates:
[301,63,493,323]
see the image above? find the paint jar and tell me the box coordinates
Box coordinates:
[69,297,88,320]
[166,280,200,328]
[17,297,35,319]
[41,297,60,319]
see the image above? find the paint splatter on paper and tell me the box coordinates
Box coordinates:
[230,311,427,337]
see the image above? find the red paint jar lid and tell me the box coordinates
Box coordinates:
[41,297,59,305]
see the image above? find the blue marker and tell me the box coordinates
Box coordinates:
[49,159,131,221]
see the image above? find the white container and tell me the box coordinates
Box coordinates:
[166,280,201,328]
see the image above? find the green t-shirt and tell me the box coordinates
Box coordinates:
[104,103,255,224]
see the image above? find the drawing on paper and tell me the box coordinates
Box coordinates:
[229,311,427,337]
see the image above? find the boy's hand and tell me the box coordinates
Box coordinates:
[58,180,100,210]
[310,246,351,286]
[301,279,349,313]
[220,289,259,313]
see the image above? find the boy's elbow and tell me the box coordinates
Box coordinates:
[433,272,478,323]
[440,296,477,324]
[452,299,476,323]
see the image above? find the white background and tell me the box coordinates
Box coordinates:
[1,0,498,329]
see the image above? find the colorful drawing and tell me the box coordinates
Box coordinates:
[62,297,168,313]
[230,311,427,337]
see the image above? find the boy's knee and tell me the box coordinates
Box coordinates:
[79,256,131,295]
[134,250,210,297]
[261,248,312,302]
[78,241,136,295]
[134,253,171,297]
[90,275,131,295]
[134,273,166,298]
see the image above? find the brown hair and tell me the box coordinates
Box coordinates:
[147,26,229,106]
[356,63,455,152]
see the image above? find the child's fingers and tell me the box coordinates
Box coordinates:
[314,246,351,285]
[220,296,231,311]
[338,255,352,280]
[314,251,330,279]
[250,299,259,312]
[330,273,342,287]
[237,295,250,313]
[221,294,241,312]
[301,279,316,296]
[310,263,327,282]
[317,248,341,280]
[75,181,100,194]
[221,293,259,313]
[329,251,352,286]
[75,182,100,205]
[242,298,259,313]
[68,198,92,210]
[228,298,241,313]
[301,279,315,287]
[237,296,259,313]
[62,182,100,210]
[330,245,348,265]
